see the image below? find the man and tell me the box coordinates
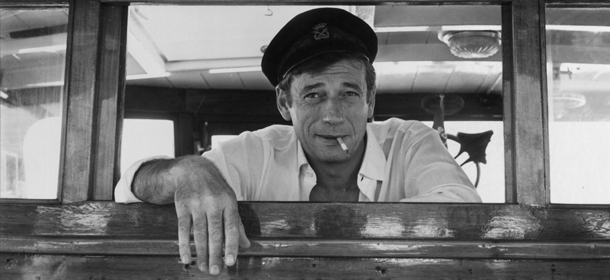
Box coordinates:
[115,8,481,275]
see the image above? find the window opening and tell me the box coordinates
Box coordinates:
[124,5,504,202]
[0,8,69,199]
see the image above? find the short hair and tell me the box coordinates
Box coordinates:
[276,52,376,106]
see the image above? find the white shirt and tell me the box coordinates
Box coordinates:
[115,118,481,203]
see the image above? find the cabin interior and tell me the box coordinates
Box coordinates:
[1,1,609,279]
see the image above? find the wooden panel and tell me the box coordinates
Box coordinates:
[101,0,507,3]
[547,0,610,7]
[2,235,609,259]
[183,88,279,117]
[1,202,608,241]
[176,113,195,156]
[374,93,503,121]
[0,0,68,6]
[2,253,610,279]
[61,0,101,203]
[125,85,186,113]
[1,202,608,278]
[93,5,128,200]
[510,0,547,205]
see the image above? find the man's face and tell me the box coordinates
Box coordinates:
[277,59,375,163]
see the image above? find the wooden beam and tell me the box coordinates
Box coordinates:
[175,113,195,156]
[1,202,609,277]
[92,5,128,200]
[1,202,608,242]
[2,236,609,259]
[510,0,548,205]
[2,253,609,279]
[0,0,68,6]
[61,0,101,203]
[100,0,506,3]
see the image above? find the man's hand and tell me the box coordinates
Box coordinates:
[169,156,251,275]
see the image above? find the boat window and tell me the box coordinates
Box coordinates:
[124,5,505,202]
[546,7,610,204]
[0,8,68,200]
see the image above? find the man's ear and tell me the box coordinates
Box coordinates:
[276,87,292,121]
[367,87,376,119]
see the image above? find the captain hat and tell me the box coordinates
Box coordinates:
[261,8,378,87]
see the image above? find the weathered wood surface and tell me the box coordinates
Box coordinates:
[2,235,609,259]
[2,253,609,280]
[1,202,609,278]
[61,0,101,203]
[1,202,609,258]
[510,0,548,205]
[0,0,68,5]
[100,0,506,3]
[2,202,609,240]
[93,4,128,200]
[548,0,610,7]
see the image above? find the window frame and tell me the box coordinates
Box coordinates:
[1,0,609,276]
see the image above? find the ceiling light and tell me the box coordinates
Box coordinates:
[439,31,501,59]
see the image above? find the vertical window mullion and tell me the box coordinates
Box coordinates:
[93,4,128,200]
[510,0,549,205]
[62,0,101,203]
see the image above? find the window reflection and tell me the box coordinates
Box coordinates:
[0,8,68,199]
[546,8,610,204]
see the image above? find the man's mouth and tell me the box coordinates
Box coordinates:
[318,134,345,140]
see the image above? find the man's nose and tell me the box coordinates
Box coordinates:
[321,97,344,125]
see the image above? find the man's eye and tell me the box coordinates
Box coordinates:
[345,91,360,97]
[304,93,320,100]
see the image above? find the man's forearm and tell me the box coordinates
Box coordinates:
[132,158,180,204]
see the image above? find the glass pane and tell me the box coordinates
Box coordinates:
[125,5,504,202]
[546,8,610,204]
[0,8,68,199]
[120,119,175,175]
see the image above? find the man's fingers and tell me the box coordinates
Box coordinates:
[238,216,251,249]
[192,212,208,272]
[176,209,193,265]
[223,207,241,266]
[207,211,224,275]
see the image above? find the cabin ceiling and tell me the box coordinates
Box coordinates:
[122,5,504,94]
[1,6,610,98]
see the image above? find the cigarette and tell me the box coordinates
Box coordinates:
[336,137,350,157]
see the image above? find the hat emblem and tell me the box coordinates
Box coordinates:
[312,23,329,40]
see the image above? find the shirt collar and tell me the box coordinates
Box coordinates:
[296,125,386,181]
[359,125,386,182]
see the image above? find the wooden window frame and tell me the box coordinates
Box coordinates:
[1,0,609,278]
